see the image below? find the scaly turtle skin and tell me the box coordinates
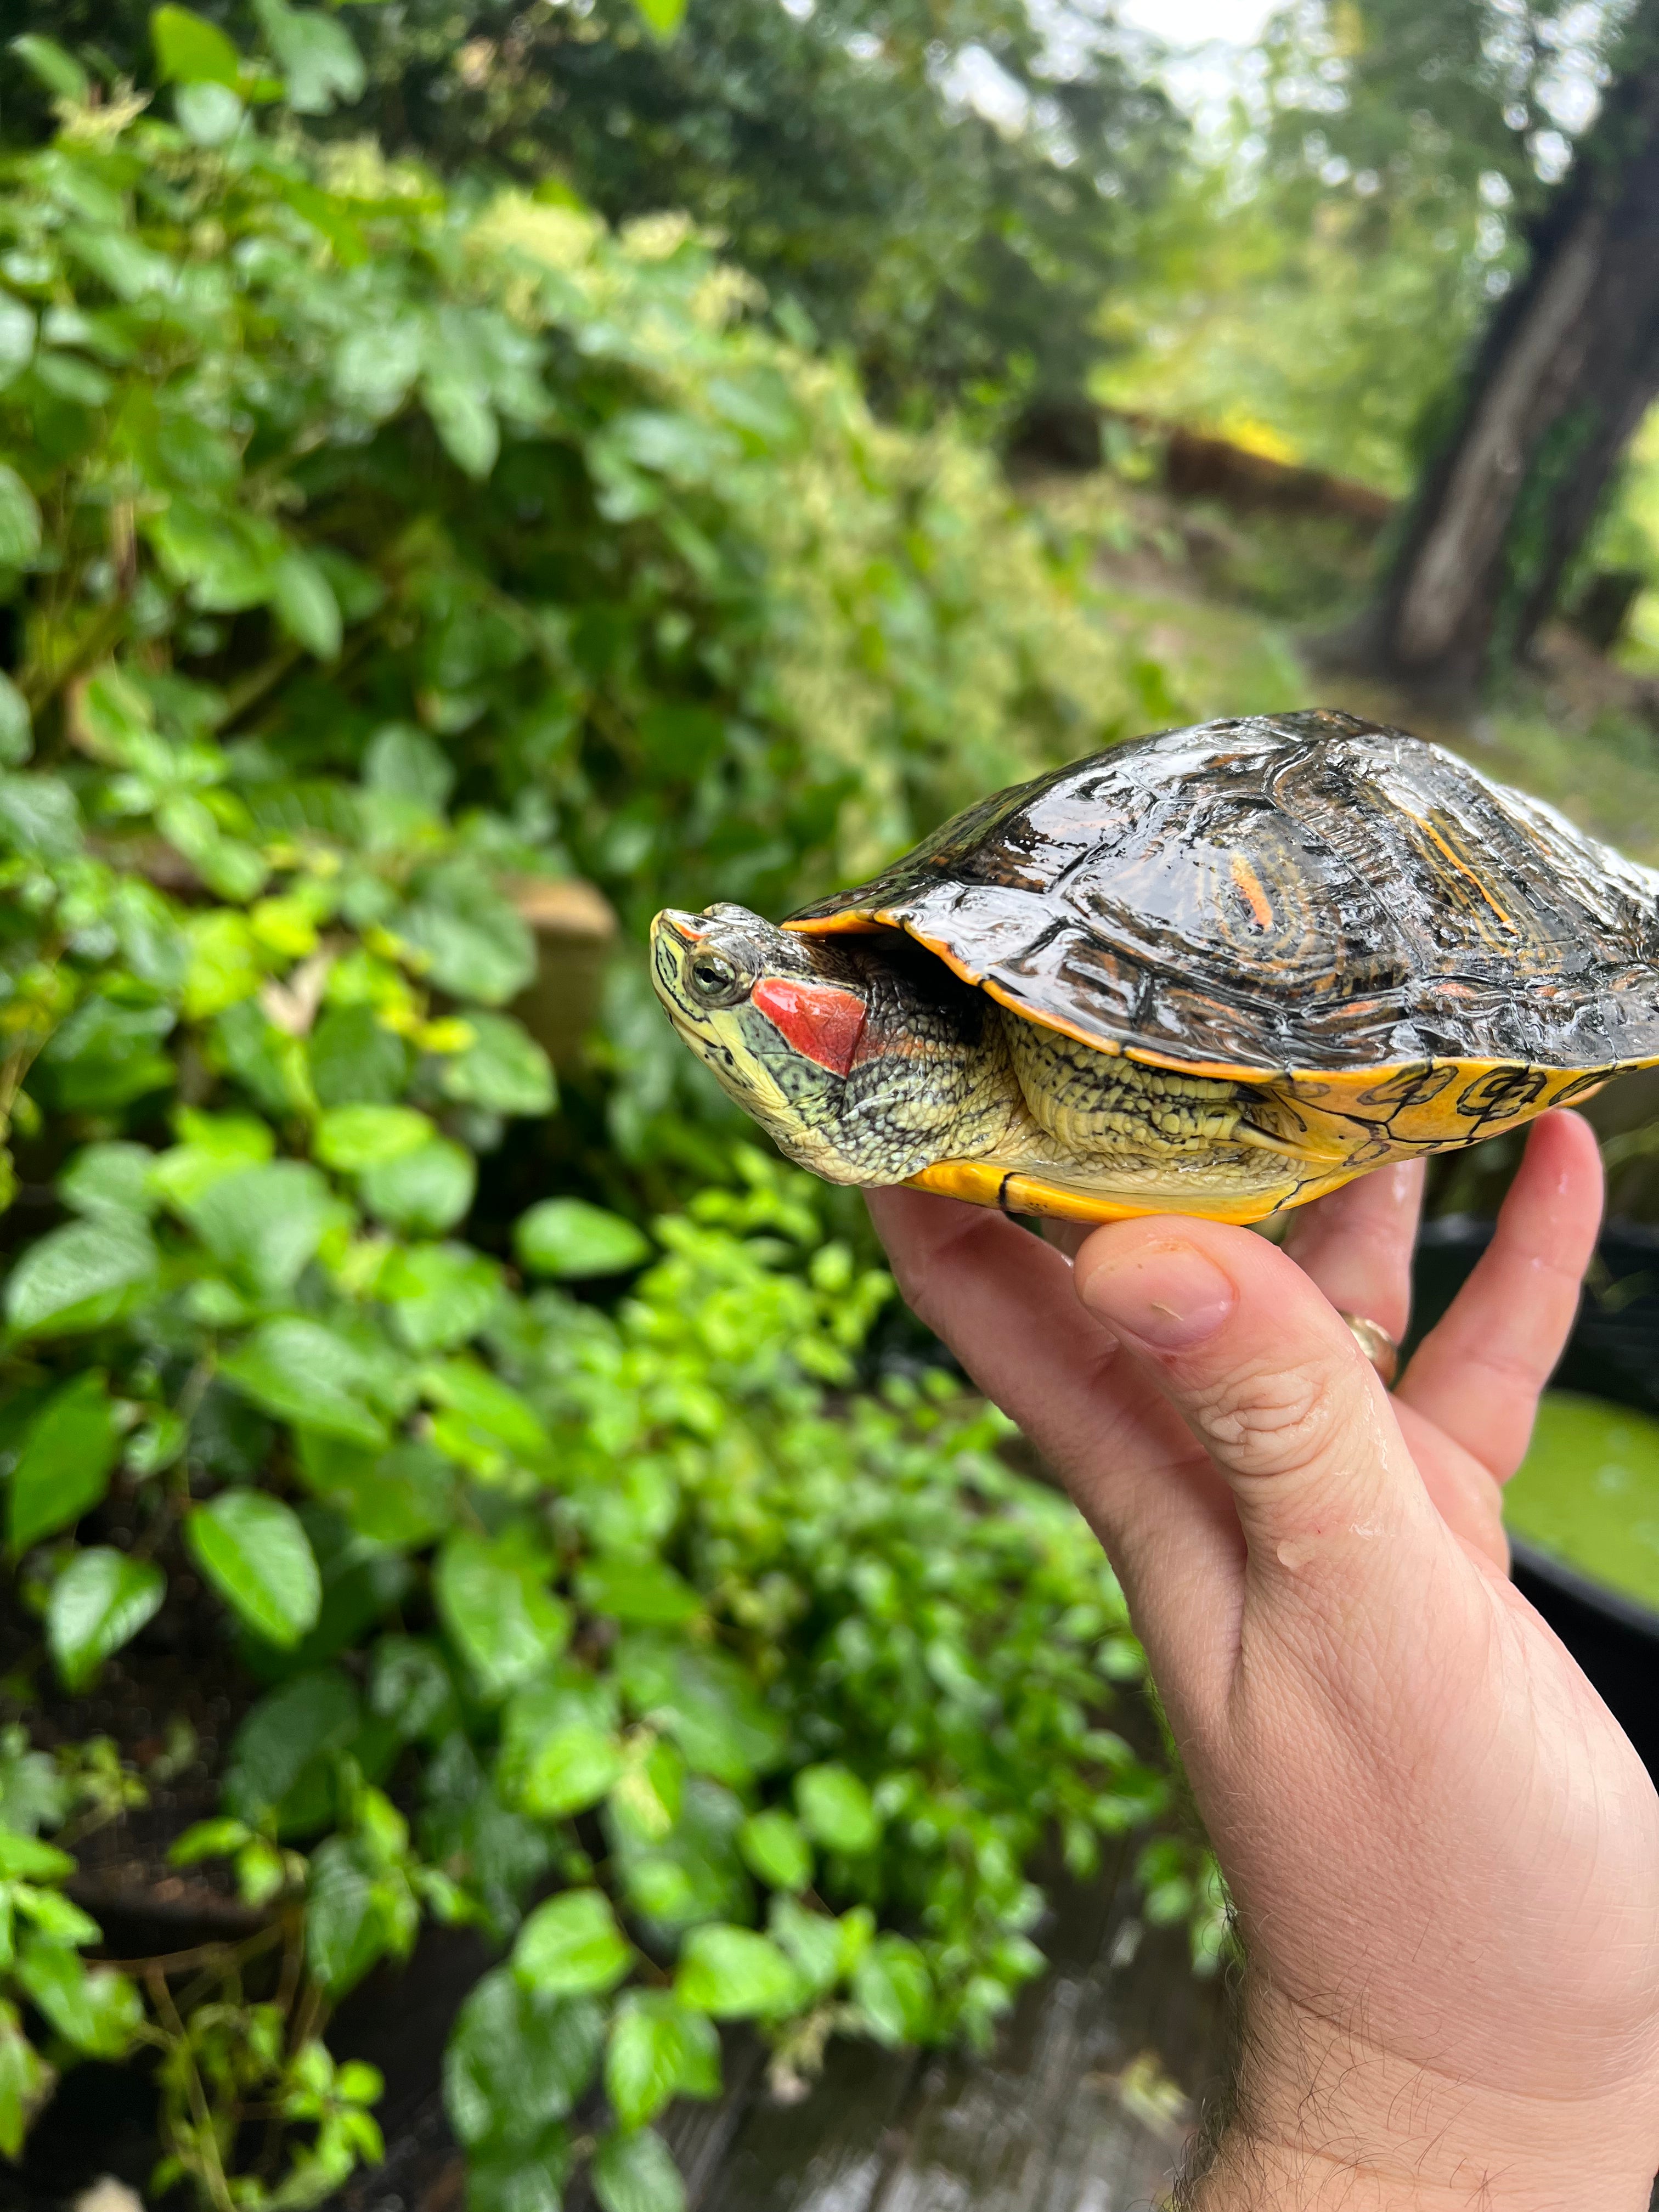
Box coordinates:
[650,710,1659,1226]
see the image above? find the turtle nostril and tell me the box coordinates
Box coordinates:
[656,910,706,945]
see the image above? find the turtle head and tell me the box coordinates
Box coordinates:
[649,905,876,1180]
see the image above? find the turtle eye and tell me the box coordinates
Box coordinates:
[687,951,745,1006]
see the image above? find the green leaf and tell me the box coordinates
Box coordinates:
[170,1817,253,1867]
[380,1243,503,1354]
[297,1434,455,1547]
[441,1014,555,1118]
[271,548,342,657]
[308,1005,414,1108]
[14,1887,100,1948]
[0,773,81,861]
[223,1668,360,1822]
[253,0,366,114]
[306,1835,407,1995]
[794,1764,879,1854]
[0,467,41,568]
[422,376,499,479]
[151,4,244,87]
[0,1999,50,2161]
[4,1216,157,1339]
[150,1114,275,1209]
[765,1893,849,1999]
[0,1830,74,1883]
[9,33,89,101]
[219,1318,390,1447]
[363,721,451,809]
[148,500,281,611]
[605,1994,720,2131]
[673,1925,800,2019]
[15,1941,142,2058]
[364,723,453,812]
[183,911,264,1018]
[181,1160,334,1296]
[592,2125,685,2212]
[57,1142,157,1221]
[187,1491,321,1647]
[737,1809,812,1894]
[421,1358,551,1469]
[435,1530,569,1699]
[614,1638,786,1787]
[359,1138,475,1235]
[315,1104,433,1171]
[0,674,31,767]
[852,1937,934,2046]
[368,1636,456,1739]
[8,1374,121,1553]
[516,1724,624,1820]
[47,1549,165,1692]
[630,0,687,38]
[397,865,535,1003]
[577,1558,702,1628]
[0,297,32,398]
[36,995,174,1113]
[501,1666,618,1767]
[444,1965,602,2149]
[460,2141,569,2212]
[175,79,245,144]
[516,1200,650,1280]
[513,1889,633,1997]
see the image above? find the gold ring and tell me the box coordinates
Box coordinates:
[1339,1311,1399,1387]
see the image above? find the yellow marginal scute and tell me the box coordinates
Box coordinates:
[904,1158,1363,1228]
[1277,1057,1640,1153]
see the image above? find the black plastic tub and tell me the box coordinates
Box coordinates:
[1413,1218,1659,1776]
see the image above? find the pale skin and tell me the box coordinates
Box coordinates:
[866,1110,1659,2210]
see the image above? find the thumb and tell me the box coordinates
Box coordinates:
[1072,1217,1434,1584]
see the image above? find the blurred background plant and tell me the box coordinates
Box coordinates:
[1,0,1658,2205]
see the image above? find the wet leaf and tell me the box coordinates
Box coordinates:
[187,1491,321,1647]
[513,1889,633,1997]
[47,1549,165,1691]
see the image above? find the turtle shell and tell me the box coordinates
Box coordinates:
[785,709,1659,1160]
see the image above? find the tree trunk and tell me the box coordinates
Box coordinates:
[1341,2,1659,697]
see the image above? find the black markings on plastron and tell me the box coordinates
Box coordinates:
[998,1172,1016,1213]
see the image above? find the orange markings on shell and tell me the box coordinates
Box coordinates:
[751,977,866,1078]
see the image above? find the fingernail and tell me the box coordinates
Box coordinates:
[1076,1240,1235,1350]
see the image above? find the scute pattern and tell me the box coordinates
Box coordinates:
[788,710,1659,1078]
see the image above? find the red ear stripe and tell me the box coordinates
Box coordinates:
[751,977,866,1077]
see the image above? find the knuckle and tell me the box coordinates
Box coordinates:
[1190,1355,1342,1478]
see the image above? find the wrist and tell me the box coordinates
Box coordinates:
[1187,2135,1645,2212]
[1185,1977,1659,2212]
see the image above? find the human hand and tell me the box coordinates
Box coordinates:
[866,1112,1659,2210]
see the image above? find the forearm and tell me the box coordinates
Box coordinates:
[1177,1979,1659,2212]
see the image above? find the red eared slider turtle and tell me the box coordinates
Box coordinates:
[649,710,1659,1226]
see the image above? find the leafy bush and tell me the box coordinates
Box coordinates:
[0,18,1144,1166]
[1,0,1185,425]
[0,29,1214,2210]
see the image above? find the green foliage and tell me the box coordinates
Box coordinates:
[0,40,1204,2211]
[0,1815,144,2155]
[0,0,1182,422]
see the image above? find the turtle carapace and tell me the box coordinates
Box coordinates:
[649,711,1659,1225]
